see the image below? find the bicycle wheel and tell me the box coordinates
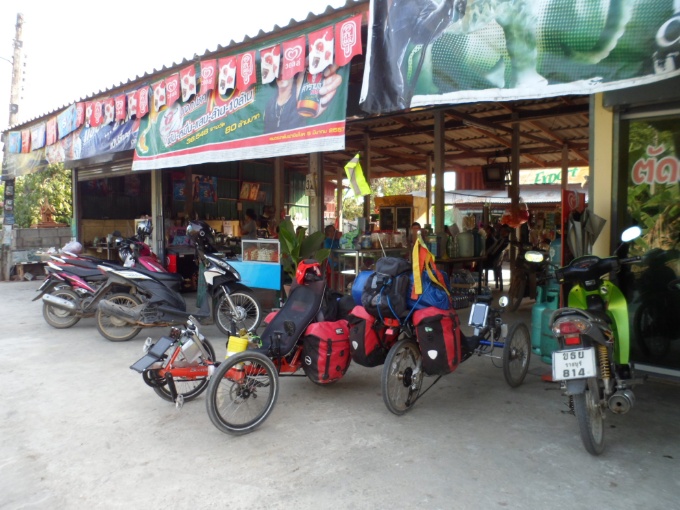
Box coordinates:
[573,377,605,456]
[381,338,423,416]
[206,351,279,435]
[153,339,216,403]
[95,293,143,342]
[507,272,526,312]
[214,290,263,336]
[502,322,531,388]
[42,288,81,329]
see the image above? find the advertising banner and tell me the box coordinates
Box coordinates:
[131,62,350,171]
[360,0,680,114]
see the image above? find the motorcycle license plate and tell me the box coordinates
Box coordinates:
[552,348,597,381]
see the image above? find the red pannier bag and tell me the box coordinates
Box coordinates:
[302,320,351,384]
[347,305,394,367]
[413,307,462,376]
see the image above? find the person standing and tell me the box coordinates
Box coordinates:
[241,209,258,240]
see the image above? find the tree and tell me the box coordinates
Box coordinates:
[341,175,426,221]
[14,163,72,227]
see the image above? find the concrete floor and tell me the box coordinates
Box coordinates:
[1,279,678,510]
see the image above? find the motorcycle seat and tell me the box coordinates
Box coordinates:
[135,268,184,290]
[550,307,612,326]
[56,265,106,280]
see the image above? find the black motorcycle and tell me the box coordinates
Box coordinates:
[96,221,262,342]
[507,242,552,312]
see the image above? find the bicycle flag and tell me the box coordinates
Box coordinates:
[344,153,371,196]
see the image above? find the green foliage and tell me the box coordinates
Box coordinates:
[278,218,330,280]
[342,175,426,221]
[14,163,72,228]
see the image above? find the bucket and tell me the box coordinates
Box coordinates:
[226,335,249,358]
[166,254,177,273]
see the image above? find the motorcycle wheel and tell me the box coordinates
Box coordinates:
[633,299,671,361]
[153,339,216,403]
[381,338,423,416]
[205,351,279,435]
[42,288,81,329]
[502,321,531,388]
[214,290,262,336]
[573,377,605,456]
[507,272,526,312]
[95,292,144,342]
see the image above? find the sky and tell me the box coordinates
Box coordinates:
[0,0,350,131]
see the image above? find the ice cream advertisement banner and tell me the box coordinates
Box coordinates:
[360,0,680,114]
[131,61,350,171]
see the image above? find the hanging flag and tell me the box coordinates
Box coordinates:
[103,98,116,125]
[31,123,46,150]
[237,51,256,91]
[335,13,362,67]
[152,80,166,112]
[46,118,57,145]
[281,36,306,80]
[90,101,104,127]
[180,65,197,102]
[126,91,138,119]
[259,45,280,84]
[165,73,180,106]
[20,130,30,153]
[344,153,371,196]
[308,26,334,75]
[200,59,217,95]
[75,102,85,127]
[114,94,127,121]
[138,86,150,118]
[218,56,237,94]
[57,104,78,138]
[8,132,22,153]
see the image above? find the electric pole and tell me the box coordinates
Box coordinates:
[2,13,24,280]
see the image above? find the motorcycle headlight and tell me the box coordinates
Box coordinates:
[524,251,546,263]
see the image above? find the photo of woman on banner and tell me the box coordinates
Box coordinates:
[263,63,344,134]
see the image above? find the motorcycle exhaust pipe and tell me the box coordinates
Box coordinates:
[42,293,77,312]
[98,300,143,324]
[608,389,635,414]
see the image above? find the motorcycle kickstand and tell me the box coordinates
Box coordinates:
[164,373,184,410]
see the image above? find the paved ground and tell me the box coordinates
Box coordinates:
[1,279,679,510]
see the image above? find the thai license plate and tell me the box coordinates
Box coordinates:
[552,347,597,381]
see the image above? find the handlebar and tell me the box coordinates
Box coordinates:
[620,256,642,265]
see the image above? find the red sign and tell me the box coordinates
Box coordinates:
[114,95,127,121]
[180,65,197,102]
[237,51,256,90]
[165,73,180,107]
[200,59,217,95]
[335,14,362,66]
[282,36,306,80]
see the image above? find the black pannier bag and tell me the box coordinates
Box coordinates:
[413,307,462,376]
[302,320,351,384]
[347,305,394,367]
[361,257,412,320]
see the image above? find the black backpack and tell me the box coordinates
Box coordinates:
[361,257,412,320]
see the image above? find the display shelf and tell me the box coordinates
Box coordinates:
[241,239,280,263]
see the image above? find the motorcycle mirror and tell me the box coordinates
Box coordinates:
[620,226,642,243]
[498,296,509,308]
[524,251,545,263]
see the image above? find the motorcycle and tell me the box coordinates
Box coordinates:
[506,241,552,312]
[548,226,644,455]
[96,220,262,342]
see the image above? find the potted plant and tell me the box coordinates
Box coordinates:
[278,218,330,290]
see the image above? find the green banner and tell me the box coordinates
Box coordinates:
[132,64,349,171]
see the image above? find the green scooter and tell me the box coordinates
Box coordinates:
[549,226,643,455]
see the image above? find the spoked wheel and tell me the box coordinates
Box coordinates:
[573,377,605,456]
[152,339,216,403]
[42,288,81,329]
[507,272,526,312]
[95,292,143,342]
[503,322,531,388]
[381,338,423,416]
[214,291,263,336]
[206,351,279,435]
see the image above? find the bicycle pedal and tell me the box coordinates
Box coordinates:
[175,394,185,410]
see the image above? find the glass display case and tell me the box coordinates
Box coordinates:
[241,239,280,263]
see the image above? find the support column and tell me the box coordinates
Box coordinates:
[434,111,445,233]
[151,169,164,263]
[362,132,371,221]
[308,152,324,234]
[336,169,343,231]
[510,112,521,263]
[274,157,284,221]
[426,156,433,226]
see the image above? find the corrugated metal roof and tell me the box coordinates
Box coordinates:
[412,184,588,205]
[5,0,368,132]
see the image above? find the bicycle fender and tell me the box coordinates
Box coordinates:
[565,378,587,395]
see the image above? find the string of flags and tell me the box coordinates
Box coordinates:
[6,13,362,155]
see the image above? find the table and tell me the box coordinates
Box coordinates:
[330,247,409,293]
[435,256,486,294]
